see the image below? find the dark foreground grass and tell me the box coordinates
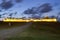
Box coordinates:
[5,22,60,40]
[5,36,60,40]
[0,22,27,29]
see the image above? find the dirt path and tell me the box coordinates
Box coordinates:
[0,22,32,40]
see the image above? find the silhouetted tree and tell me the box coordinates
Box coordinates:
[57,12,60,22]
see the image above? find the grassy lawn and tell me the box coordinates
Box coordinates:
[0,22,27,30]
[5,22,60,40]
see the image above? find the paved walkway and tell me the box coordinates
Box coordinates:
[0,22,32,40]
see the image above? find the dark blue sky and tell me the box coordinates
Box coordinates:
[0,0,60,18]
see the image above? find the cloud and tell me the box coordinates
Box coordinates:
[24,7,37,14]
[24,3,53,14]
[23,3,53,18]
[39,3,52,13]
[15,0,23,3]
[0,0,23,10]
[0,0,14,10]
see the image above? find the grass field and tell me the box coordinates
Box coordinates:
[4,22,60,40]
[0,22,27,30]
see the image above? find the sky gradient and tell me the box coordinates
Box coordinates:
[0,0,60,18]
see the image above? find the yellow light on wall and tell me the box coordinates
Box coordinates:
[3,18,57,22]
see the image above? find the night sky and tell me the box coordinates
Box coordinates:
[0,0,60,18]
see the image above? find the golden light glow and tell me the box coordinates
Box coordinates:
[3,18,57,22]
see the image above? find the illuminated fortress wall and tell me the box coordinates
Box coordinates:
[3,18,57,22]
